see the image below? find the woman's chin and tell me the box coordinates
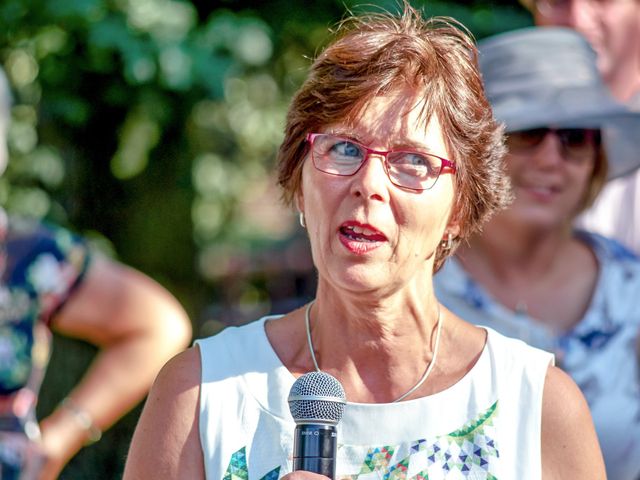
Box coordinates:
[324,264,395,295]
[501,203,575,232]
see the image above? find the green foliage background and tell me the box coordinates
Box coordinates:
[0,0,530,477]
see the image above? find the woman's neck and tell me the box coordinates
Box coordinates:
[309,283,442,402]
[313,282,438,353]
[458,222,573,281]
[455,222,598,332]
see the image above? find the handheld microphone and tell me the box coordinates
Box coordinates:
[287,371,346,479]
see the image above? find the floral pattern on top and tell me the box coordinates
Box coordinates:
[0,215,90,396]
[0,214,91,476]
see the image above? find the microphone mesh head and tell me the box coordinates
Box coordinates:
[288,371,346,425]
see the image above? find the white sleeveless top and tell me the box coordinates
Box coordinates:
[195,316,553,479]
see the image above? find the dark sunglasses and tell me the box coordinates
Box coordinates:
[506,127,601,162]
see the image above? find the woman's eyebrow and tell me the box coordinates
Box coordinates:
[393,139,435,153]
[323,128,360,140]
[382,138,439,155]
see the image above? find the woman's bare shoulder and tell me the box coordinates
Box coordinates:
[123,346,205,478]
[139,346,202,424]
[135,346,202,430]
[542,365,593,429]
[154,345,201,393]
[541,365,606,479]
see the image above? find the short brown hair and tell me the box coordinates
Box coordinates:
[277,2,511,271]
[582,145,608,212]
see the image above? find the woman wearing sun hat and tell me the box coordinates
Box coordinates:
[434,26,640,479]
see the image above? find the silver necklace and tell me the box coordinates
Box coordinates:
[304,300,444,403]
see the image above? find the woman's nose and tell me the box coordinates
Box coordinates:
[349,153,391,202]
[531,132,566,168]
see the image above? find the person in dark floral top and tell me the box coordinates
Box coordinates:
[0,67,192,479]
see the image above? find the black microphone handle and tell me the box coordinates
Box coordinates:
[292,423,338,479]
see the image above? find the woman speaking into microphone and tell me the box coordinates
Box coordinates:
[123,3,604,479]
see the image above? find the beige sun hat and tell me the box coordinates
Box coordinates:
[478,26,640,179]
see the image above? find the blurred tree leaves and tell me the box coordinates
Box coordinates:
[1,1,287,314]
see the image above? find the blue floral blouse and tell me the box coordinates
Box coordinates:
[434,230,640,480]
[0,212,90,475]
[1,216,90,393]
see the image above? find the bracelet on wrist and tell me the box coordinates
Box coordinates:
[60,397,102,445]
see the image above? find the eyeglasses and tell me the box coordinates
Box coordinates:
[506,128,601,162]
[534,0,626,16]
[305,133,456,191]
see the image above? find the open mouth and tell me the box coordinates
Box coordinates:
[339,223,387,243]
[338,223,387,255]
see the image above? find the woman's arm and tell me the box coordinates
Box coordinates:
[541,365,606,479]
[38,257,193,479]
[123,346,204,479]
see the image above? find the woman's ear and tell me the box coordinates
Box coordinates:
[444,207,461,238]
[445,222,461,239]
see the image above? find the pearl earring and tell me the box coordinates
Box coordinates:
[299,212,306,229]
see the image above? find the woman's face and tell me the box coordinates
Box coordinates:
[297,90,459,295]
[501,129,596,229]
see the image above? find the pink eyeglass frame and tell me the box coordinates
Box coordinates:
[305,132,457,191]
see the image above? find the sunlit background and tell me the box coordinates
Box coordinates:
[0,0,530,476]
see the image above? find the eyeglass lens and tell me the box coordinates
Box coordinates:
[506,128,601,160]
[307,133,452,190]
